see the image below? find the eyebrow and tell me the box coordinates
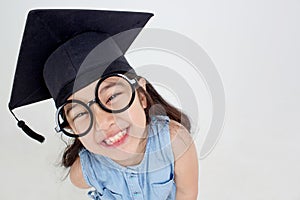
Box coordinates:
[99,81,125,94]
[65,103,78,116]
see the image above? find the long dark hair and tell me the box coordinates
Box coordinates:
[61,76,190,168]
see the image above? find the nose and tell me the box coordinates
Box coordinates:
[91,104,115,132]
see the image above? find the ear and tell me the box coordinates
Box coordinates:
[137,78,147,108]
[138,77,147,91]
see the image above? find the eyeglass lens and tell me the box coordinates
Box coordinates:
[58,75,134,136]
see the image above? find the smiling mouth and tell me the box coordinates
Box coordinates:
[103,129,128,146]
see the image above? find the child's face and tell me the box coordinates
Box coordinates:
[68,76,148,164]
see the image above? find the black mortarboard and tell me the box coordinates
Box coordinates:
[8,9,153,143]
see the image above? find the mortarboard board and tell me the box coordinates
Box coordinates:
[8,9,153,143]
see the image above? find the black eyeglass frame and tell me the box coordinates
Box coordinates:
[54,73,139,138]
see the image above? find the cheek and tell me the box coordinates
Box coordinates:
[78,134,96,150]
[126,95,147,130]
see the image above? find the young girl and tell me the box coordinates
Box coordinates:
[9,9,198,200]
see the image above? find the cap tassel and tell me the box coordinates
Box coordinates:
[10,109,45,143]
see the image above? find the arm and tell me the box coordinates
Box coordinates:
[69,156,91,189]
[169,120,199,200]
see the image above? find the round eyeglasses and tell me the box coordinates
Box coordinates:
[55,74,138,137]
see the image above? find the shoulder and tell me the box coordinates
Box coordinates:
[169,119,192,144]
[168,120,193,160]
[169,120,199,198]
[69,156,91,189]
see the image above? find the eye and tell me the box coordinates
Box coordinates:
[106,92,122,104]
[72,111,88,121]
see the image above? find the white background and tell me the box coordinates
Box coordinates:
[1,0,300,199]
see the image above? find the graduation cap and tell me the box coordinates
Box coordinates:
[8,9,153,143]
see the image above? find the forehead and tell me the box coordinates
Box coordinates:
[68,75,126,101]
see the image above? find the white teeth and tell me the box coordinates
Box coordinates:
[104,129,126,145]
